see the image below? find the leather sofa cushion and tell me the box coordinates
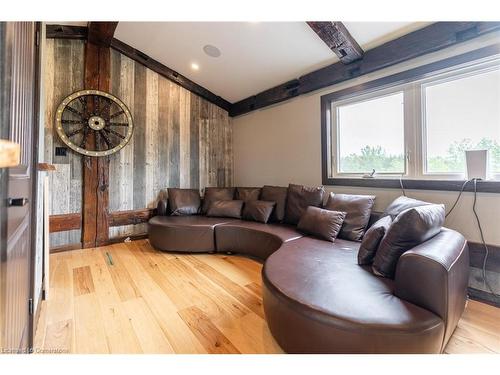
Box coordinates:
[216,221,302,259]
[358,215,392,265]
[167,188,201,216]
[324,193,375,242]
[297,206,346,242]
[242,200,275,223]
[202,187,235,214]
[148,216,238,252]
[206,200,244,219]
[373,204,445,278]
[263,236,443,337]
[382,195,431,220]
[235,187,262,202]
[284,184,325,225]
[261,185,288,223]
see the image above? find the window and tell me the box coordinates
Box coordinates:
[423,68,500,176]
[336,92,405,174]
[324,56,500,183]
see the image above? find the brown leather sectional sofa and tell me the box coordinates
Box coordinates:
[148,191,469,354]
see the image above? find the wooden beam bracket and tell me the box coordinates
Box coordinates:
[306,21,364,64]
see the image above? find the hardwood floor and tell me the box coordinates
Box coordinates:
[33,239,500,354]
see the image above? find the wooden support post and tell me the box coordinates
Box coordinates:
[82,40,111,248]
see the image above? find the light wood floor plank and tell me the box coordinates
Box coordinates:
[122,297,175,354]
[181,255,265,318]
[34,239,500,354]
[88,248,144,353]
[73,293,110,353]
[43,319,73,353]
[115,242,207,353]
[178,306,240,354]
[73,266,95,296]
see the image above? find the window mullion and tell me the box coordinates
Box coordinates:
[403,84,418,178]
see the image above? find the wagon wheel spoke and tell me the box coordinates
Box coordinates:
[109,110,125,120]
[67,127,84,138]
[80,127,89,148]
[108,122,129,126]
[65,105,85,118]
[93,95,100,115]
[100,130,113,149]
[103,127,125,140]
[61,119,84,125]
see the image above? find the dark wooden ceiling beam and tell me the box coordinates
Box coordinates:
[45,24,231,112]
[231,21,500,117]
[307,21,363,64]
[87,22,118,47]
[110,38,231,111]
[46,24,87,39]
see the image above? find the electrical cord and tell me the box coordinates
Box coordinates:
[471,178,499,299]
[399,175,406,197]
[445,179,471,218]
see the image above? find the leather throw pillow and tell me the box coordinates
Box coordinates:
[284,184,325,225]
[260,185,288,223]
[235,187,262,202]
[381,195,431,220]
[168,188,201,216]
[372,204,445,278]
[206,200,244,219]
[297,206,346,242]
[357,215,392,265]
[242,200,276,223]
[324,193,376,242]
[202,187,235,214]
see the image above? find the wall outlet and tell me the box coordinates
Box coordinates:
[55,147,67,157]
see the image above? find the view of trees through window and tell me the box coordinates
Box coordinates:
[339,138,500,174]
[335,66,500,177]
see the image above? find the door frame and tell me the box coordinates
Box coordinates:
[28,21,42,350]
[0,21,41,352]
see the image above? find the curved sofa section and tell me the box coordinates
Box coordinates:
[148,216,238,252]
[215,221,303,259]
[147,214,468,353]
[262,237,446,353]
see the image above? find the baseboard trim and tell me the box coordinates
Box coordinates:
[105,233,148,245]
[50,242,82,253]
[468,287,500,307]
[468,241,500,273]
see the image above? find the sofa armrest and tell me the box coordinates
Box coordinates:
[394,228,469,348]
[156,198,169,216]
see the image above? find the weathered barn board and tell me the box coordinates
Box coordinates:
[132,62,147,210]
[145,68,159,207]
[106,53,232,238]
[108,50,135,237]
[45,39,233,244]
[44,39,85,247]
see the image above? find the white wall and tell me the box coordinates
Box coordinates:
[233,32,500,246]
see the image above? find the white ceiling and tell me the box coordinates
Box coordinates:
[52,22,432,103]
[114,22,430,103]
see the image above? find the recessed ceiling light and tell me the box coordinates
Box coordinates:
[203,44,221,58]
[191,62,199,71]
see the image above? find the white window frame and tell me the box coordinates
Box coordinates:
[419,62,500,181]
[329,56,500,181]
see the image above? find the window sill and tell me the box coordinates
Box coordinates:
[323,177,500,193]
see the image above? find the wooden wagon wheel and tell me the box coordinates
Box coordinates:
[55,89,133,157]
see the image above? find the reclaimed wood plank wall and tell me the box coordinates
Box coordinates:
[44,39,85,247]
[44,39,233,246]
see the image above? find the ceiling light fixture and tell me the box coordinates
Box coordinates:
[191,62,200,71]
[203,44,221,58]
